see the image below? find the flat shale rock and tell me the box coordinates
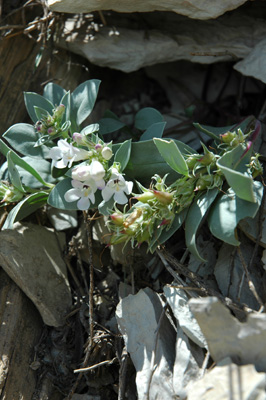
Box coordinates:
[0,222,72,327]
[56,11,266,74]
[48,0,247,20]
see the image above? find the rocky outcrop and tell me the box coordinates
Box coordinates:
[48,0,248,20]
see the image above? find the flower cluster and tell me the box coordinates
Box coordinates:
[48,135,133,211]
[35,104,66,137]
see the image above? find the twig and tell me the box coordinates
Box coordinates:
[236,246,264,312]
[74,357,117,373]
[64,255,85,297]
[83,211,95,347]
[118,346,129,400]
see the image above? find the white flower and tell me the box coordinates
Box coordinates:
[102,169,133,204]
[71,164,91,181]
[49,139,89,169]
[89,160,106,189]
[101,146,113,160]
[64,179,97,210]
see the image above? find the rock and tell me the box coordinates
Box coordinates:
[116,287,176,399]
[234,38,266,84]
[0,222,72,327]
[238,208,266,249]
[55,10,266,75]
[186,358,266,400]
[48,0,248,20]
[0,269,43,399]
[164,286,207,348]
[189,297,266,372]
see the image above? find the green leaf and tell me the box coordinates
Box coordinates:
[122,139,194,184]
[135,107,164,130]
[7,152,26,193]
[193,123,236,140]
[154,138,189,176]
[43,82,66,105]
[2,191,48,229]
[24,92,54,123]
[33,106,49,120]
[185,189,219,261]
[71,79,101,127]
[3,123,50,158]
[217,144,256,202]
[80,123,99,135]
[47,178,102,210]
[208,182,263,246]
[149,209,187,253]
[0,139,53,188]
[98,118,125,135]
[17,157,56,188]
[193,116,256,141]
[114,139,132,171]
[139,122,166,141]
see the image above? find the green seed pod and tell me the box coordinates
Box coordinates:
[153,190,173,205]
[134,191,155,203]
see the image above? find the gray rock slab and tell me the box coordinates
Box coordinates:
[0,222,72,327]
[186,359,266,400]
[48,0,247,20]
[116,287,176,399]
[55,11,266,74]
[164,286,207,348]
[189,297,266,372]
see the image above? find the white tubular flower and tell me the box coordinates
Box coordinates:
[89,160,106,189]
[71,164,91,181]
[49,139,89,169]
[64,179,97,210]
[102,169,133,204]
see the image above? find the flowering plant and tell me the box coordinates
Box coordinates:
[0,80,263,260]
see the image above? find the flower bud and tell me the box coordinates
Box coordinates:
[136,228,150,244]
[123,208,142,228]
[47,126,56,136]
[72,132,83,144]
[134,191,155,203]
[220,131,236,144]
[195,175,213,191]
[186,155,199,169]
[2,186,23,203]
[197,152,216,166]
[54,104,65,119]
[95,144,102,151]
[110,212,124,226]
[101,146,113,160]
[153,190,173,205]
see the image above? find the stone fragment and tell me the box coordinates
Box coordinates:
[186,358,266,400]
[164,286,207,348]
[116,287,176,399]
[48,0,248,20]
[234,38,266,84]
[189,297,266,371]
[0,222,72,327]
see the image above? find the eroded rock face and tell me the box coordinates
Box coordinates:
[0,222,72,327]
[55,10,266,78]
[48,0,248,20]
